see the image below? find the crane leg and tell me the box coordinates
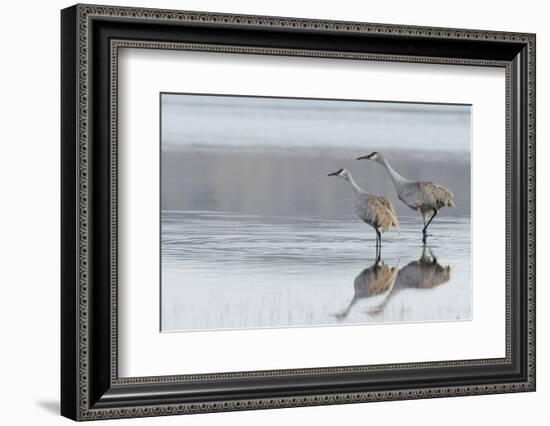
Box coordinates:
[375,229,382,263]
[422,210,438,242]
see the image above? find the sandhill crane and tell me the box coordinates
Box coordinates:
[357,152,455,242]
[334,261,399,320]
[327,168,399,258]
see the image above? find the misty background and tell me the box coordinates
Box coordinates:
[161,94,471,219]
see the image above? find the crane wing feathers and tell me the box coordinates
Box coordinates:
[374,197,400,231]
[401,181,455,210]
[355,195,399,232]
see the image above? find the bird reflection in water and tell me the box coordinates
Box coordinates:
[334,261,399,320]
[395,244,451,291]
[334,243,451,321]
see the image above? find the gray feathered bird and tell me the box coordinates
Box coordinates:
[328,168,399,258]
[357,152,454,242]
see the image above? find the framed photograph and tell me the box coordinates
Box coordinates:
[61,4,536,421]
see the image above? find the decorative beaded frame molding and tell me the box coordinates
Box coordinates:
[61,3,536,421]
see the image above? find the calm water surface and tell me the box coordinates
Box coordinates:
[161,211,471,332]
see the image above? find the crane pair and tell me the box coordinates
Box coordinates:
[328,152,455,257]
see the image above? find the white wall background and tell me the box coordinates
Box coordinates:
[0,0,546,424]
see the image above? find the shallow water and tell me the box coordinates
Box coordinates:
[161,211,471,332]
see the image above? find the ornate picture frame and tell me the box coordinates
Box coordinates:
[61,4,535,421]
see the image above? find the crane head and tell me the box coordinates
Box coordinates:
[327,168,344,177]
[357,152,379,161]
[327,168,351,181]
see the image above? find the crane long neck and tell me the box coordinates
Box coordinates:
[381,158,407,189]
[347,175,366,198]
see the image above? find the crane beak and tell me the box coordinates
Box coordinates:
[356,154,370,160]
[327,171,340,176]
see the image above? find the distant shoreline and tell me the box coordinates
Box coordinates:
[162,143,471,160]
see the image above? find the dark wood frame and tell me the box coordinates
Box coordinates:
[61,3,536,421]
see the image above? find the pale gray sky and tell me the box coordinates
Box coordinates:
[161,93,471,153]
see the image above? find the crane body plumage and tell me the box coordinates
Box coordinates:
[398,180,455,213]
[357,152,455,241]
[328,168,399,257]
[355,194,399,233]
